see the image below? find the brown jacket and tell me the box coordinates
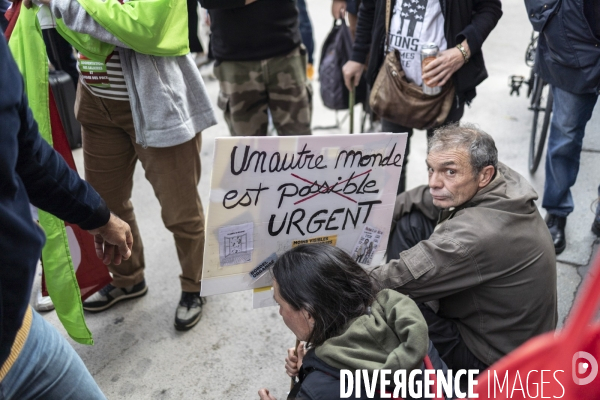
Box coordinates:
[373,162,557,365]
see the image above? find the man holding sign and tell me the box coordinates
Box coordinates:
[376,124,557,375]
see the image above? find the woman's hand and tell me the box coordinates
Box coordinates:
[258,388,277,400]
[422,40,470,87]
[342,61,365,91]
[285,342,306,377]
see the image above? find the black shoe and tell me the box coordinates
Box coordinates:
[593,200,600,236]
[545,214,567,254]
[83,279,148,312]
[174,292,205,331]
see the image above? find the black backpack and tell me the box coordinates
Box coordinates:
[318,18,366,110]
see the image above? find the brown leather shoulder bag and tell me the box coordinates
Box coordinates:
[369,0,455,130]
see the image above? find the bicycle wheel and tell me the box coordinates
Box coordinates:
[529,75,553,174]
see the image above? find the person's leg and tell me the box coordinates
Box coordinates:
[417,303,487,395]
[542,88,597,253]
[133,134,206,329]
[266,47,312,136]
[296,0,314,65]
[386,210,435,262]
[0,309,105,400]
[417,303,488,372]
[381,119,412,194]
[593,184,600,236]
[542,87,598,217]
[213,60,269,136]
[134,134,205,294]
[75,84,146,290]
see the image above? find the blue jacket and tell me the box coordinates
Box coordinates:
[0,36,110,367]
[526,0,600,95]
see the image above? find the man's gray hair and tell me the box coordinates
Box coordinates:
[428,122,498,175]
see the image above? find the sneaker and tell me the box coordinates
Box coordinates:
[174,292,205,331]
[35,289,55,312]
[306,63,314,80]
[545,214,567,255]
[83,280,148,312]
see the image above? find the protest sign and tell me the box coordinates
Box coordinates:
[200,133,407,297]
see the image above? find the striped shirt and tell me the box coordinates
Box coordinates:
[78,51,129,101]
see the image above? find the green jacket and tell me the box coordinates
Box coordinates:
[315,289,428,372]
[290,290,431,399]
[51,0,217,147]
[375,162,557,365]
[54,0,189,61]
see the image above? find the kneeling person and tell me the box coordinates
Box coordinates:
[376,123,557,371]
[258,244,448,400]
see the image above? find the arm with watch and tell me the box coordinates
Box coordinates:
[422,0,502,88]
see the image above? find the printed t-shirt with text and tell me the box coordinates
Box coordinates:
[388,0,447,86]
[78,51,129,101]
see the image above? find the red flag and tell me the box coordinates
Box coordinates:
[42,87,112,300]
[4,0,22,41]
[472,253,600,399]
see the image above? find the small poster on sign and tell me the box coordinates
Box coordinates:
[218,222,254,267]
[351,225,384,265]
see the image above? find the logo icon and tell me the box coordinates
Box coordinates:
[572,351,598,385]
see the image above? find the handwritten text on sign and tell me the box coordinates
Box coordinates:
[201,134,407,296]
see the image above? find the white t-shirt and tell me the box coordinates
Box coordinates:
[388,0,447,86]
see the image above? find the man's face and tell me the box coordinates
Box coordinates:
[426,147,481,209]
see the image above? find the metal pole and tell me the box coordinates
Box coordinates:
[349,84,356,134]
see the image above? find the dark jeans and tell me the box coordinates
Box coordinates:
[42,28,79,90]
[542,86,598,217]
[381,96,465,194]
[387,210,489,376]
[296,0,314,64]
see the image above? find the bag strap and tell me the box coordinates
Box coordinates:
[384,0,391,47]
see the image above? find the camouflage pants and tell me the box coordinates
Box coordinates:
[214,46,312,136]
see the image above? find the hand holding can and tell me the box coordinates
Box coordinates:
[421,43,441,96]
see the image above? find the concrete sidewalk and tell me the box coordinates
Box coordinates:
[36,0,599,398]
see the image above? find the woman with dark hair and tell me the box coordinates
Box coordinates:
[258,244,448,400]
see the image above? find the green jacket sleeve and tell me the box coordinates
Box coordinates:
[52,0,189,59]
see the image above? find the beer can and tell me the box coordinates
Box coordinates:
[421,43,441,96]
